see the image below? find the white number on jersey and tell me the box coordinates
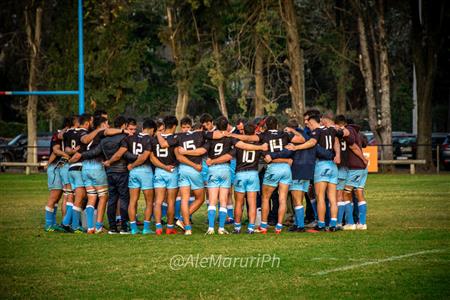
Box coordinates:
[214,143,223,156]
[156,144,168,157]
[132,142,143,155]
[269,138,283,152]
[87,140,93,151]
[71,139,76,149]
[183,140,196,151]
[325,135,333,150]
[242,150,255,163]
[340,140,347,151]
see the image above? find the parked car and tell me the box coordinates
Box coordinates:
[432,132,448,164]
[361,131,377,146]
[0,132,52,167]
[392,133,416,160]
[440,134,450,170]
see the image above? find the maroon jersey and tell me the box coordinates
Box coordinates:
[344,125,366,170]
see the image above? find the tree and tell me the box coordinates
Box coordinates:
[352,0,393,161]
[411,0,448,170]
[279,0,305,121]
[25,4,43,173]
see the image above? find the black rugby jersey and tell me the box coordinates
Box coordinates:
[232,139,262,172]
[151,134,179,166]
[121,133,152,165]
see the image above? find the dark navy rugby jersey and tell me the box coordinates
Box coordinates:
[178,131,207,164]
[203,136,233,160]
[151,134,179,166]
[257,130,293,153]
[121,133,153,165]
[232,139,262,172]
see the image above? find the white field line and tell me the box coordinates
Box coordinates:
[313,249,445,276]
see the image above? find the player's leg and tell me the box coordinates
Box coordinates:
[355,188,367,229]
[70,170,86,233]
[206,187,219,234]
[259,184,276,233]
[117,172,130,234]
[142,188,154,234]
[178,186,191,231]
[313,181,327,231]
[165,188,179,234]
[45,164,64,231]
[154,188,165,235]
[290,190,305,232]
[275,183,289,234]
[95,185,108,233]
[218,187,230,234]
[85,185,98,234]
[128,188,141,234]
[342,185,356,230]
[246,192,257,233]
[233,191,245,233]
[326,183,338,231]
[61,183,74,230]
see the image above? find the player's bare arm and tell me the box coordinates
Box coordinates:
[234,141,268,151]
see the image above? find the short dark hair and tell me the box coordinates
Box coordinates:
[236,118,247,126]
[62,117,71,128]
[215,116,229,131]
[114,116,128,128]
[70,115,79,126]
[78,115,90,126]
[163,115,178,129]
[334,115,347,125]
[93,116,108,129]
[94,109,107,117]
[192,123,203,130]
[180,116,192,126]
[244,123,256,135]
[304,109,321,123]
[143,118,157,131]
[265,116,277,130]
[200,113,213,124]
[127,118,137,126]
[286,119,299,129]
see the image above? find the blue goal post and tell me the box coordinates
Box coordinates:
[0,0,85,114]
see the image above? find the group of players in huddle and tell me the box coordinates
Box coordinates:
[44,109,369,235]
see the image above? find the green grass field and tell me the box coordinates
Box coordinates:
[1,173,449,299]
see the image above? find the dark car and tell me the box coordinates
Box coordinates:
[432,133,448,164]
[392,133,416,160]
[0,132,52,166]
[441,134,450,170]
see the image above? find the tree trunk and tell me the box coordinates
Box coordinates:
[355,14,379,143]
[411,0,446,171]
[25,6,42,174]
[254,41,265,117]
[167,6,189,120]
[336,35,347,115]
[281,0,305,122]
[175,83,189,122]
[377,0,393,161]
[212,32,228,118]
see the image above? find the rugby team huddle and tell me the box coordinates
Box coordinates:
[44,109,369,235]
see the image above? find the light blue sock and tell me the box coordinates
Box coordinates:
[130,221,138,231]
[294,205,304,228]
[248,223,255,231]
[156,223,162,230]
[167,224,174,229]
[275,223,283,230]
[52,204,58,225]
[318,221,325,228]
[345,201,354,225]
[337,201,345,225]
[175,198,181,219]
[234,222,241,230]
[260,221,268,229]
[218,207,227,229]
[45,206,54,228]
[330,218,337,228]
[143,220,150,231]
[185,224,192,230]
[162,203,168,217]
[227,205,234,220]
[62,203,73,226]
[358,201,367,225]
[208,205,216,229]
[311,199,318,220]
[85,205,95,230]
[95,221,103,230]
[71,206,81,230]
